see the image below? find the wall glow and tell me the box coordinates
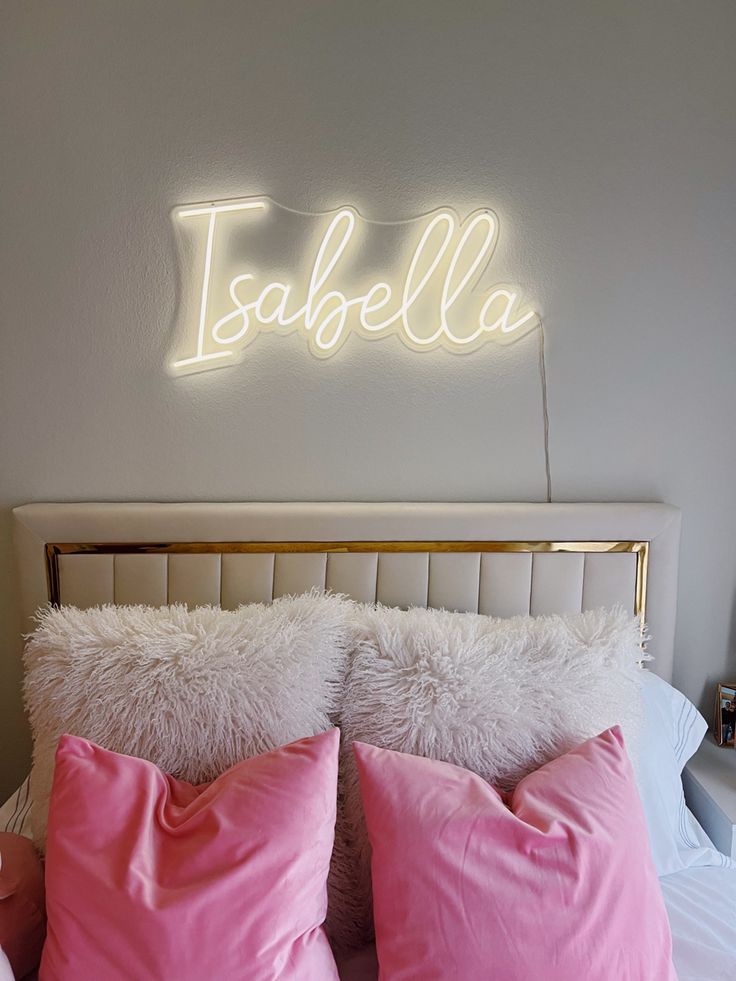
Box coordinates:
[171,197,538,373]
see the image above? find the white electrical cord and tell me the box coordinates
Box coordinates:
[537,317,552,503]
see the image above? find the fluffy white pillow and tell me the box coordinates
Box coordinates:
[333,604,645,948]
[24,593,354,849]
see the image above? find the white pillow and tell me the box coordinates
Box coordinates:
[23,593,354,849]
[635,669,733,874]
[334,603,646,949]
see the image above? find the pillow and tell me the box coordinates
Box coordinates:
[0,833,45,979]
[24,593,353,849]
[355,728,676,981]
[335,604,645,946]
[635,669,732,873]
[41,731,340,981]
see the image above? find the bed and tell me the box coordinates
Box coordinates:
[5,501,736,980]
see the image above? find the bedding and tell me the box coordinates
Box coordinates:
[335,603,645,948]
[11,591,734,979]
[41,731,340,981]
[333,866,736,981]
[2,738,734,977]
[353,728,676,981]
[635,669,731,875]
[23,594,354,849]
[661,866,736,981]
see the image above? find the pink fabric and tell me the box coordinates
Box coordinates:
[355,727,677,981]
[0,832,45,979]
[41,731,340,981]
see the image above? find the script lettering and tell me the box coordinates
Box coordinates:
[172,197,538,372]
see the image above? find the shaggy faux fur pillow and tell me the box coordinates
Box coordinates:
[333,604,646,949]
[23,593,354,850]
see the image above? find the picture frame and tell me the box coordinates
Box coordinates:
[715,683,736,747]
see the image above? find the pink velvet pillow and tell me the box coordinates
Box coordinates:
[0,832,45,979]
[41,731,340,981]
[355,727,676,981]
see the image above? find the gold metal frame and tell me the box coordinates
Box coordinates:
[45,539,649,618]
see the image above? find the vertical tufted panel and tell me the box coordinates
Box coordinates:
[326,553,378,603]
[272,553,327,598]
[220,554,275,608]
[478,553,533,617]
[530,552,585,615]
[19,503,678,678]
[582,553,637,613]
[376,553,429,609]
[58,554,114,608]
[53,547,644,622]
[114,554,167,606]
[427,553,481,612]
[167,554,221,606]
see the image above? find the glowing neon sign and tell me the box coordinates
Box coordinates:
[171,197,538,372]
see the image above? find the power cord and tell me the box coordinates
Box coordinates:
[537,317,552,503]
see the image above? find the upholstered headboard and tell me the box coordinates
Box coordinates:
[12,502,681,680]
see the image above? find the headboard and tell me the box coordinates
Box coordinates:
[12,502,681,680]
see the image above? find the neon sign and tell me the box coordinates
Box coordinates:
[171,197,538,373]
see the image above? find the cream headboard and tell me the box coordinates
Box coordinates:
[12,502,681,680]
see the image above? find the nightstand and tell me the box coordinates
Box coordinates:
[683,733,736,859]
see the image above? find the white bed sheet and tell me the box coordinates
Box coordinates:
[661,866,736,981]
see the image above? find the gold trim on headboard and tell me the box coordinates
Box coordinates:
[44,540,649,618]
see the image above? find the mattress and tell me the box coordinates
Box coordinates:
[336,865,736,981]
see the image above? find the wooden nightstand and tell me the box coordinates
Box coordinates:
[683,733,736,859]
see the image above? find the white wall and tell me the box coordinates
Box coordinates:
[1,0,735,796]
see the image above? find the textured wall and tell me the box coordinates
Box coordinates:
[1,0,735,796]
